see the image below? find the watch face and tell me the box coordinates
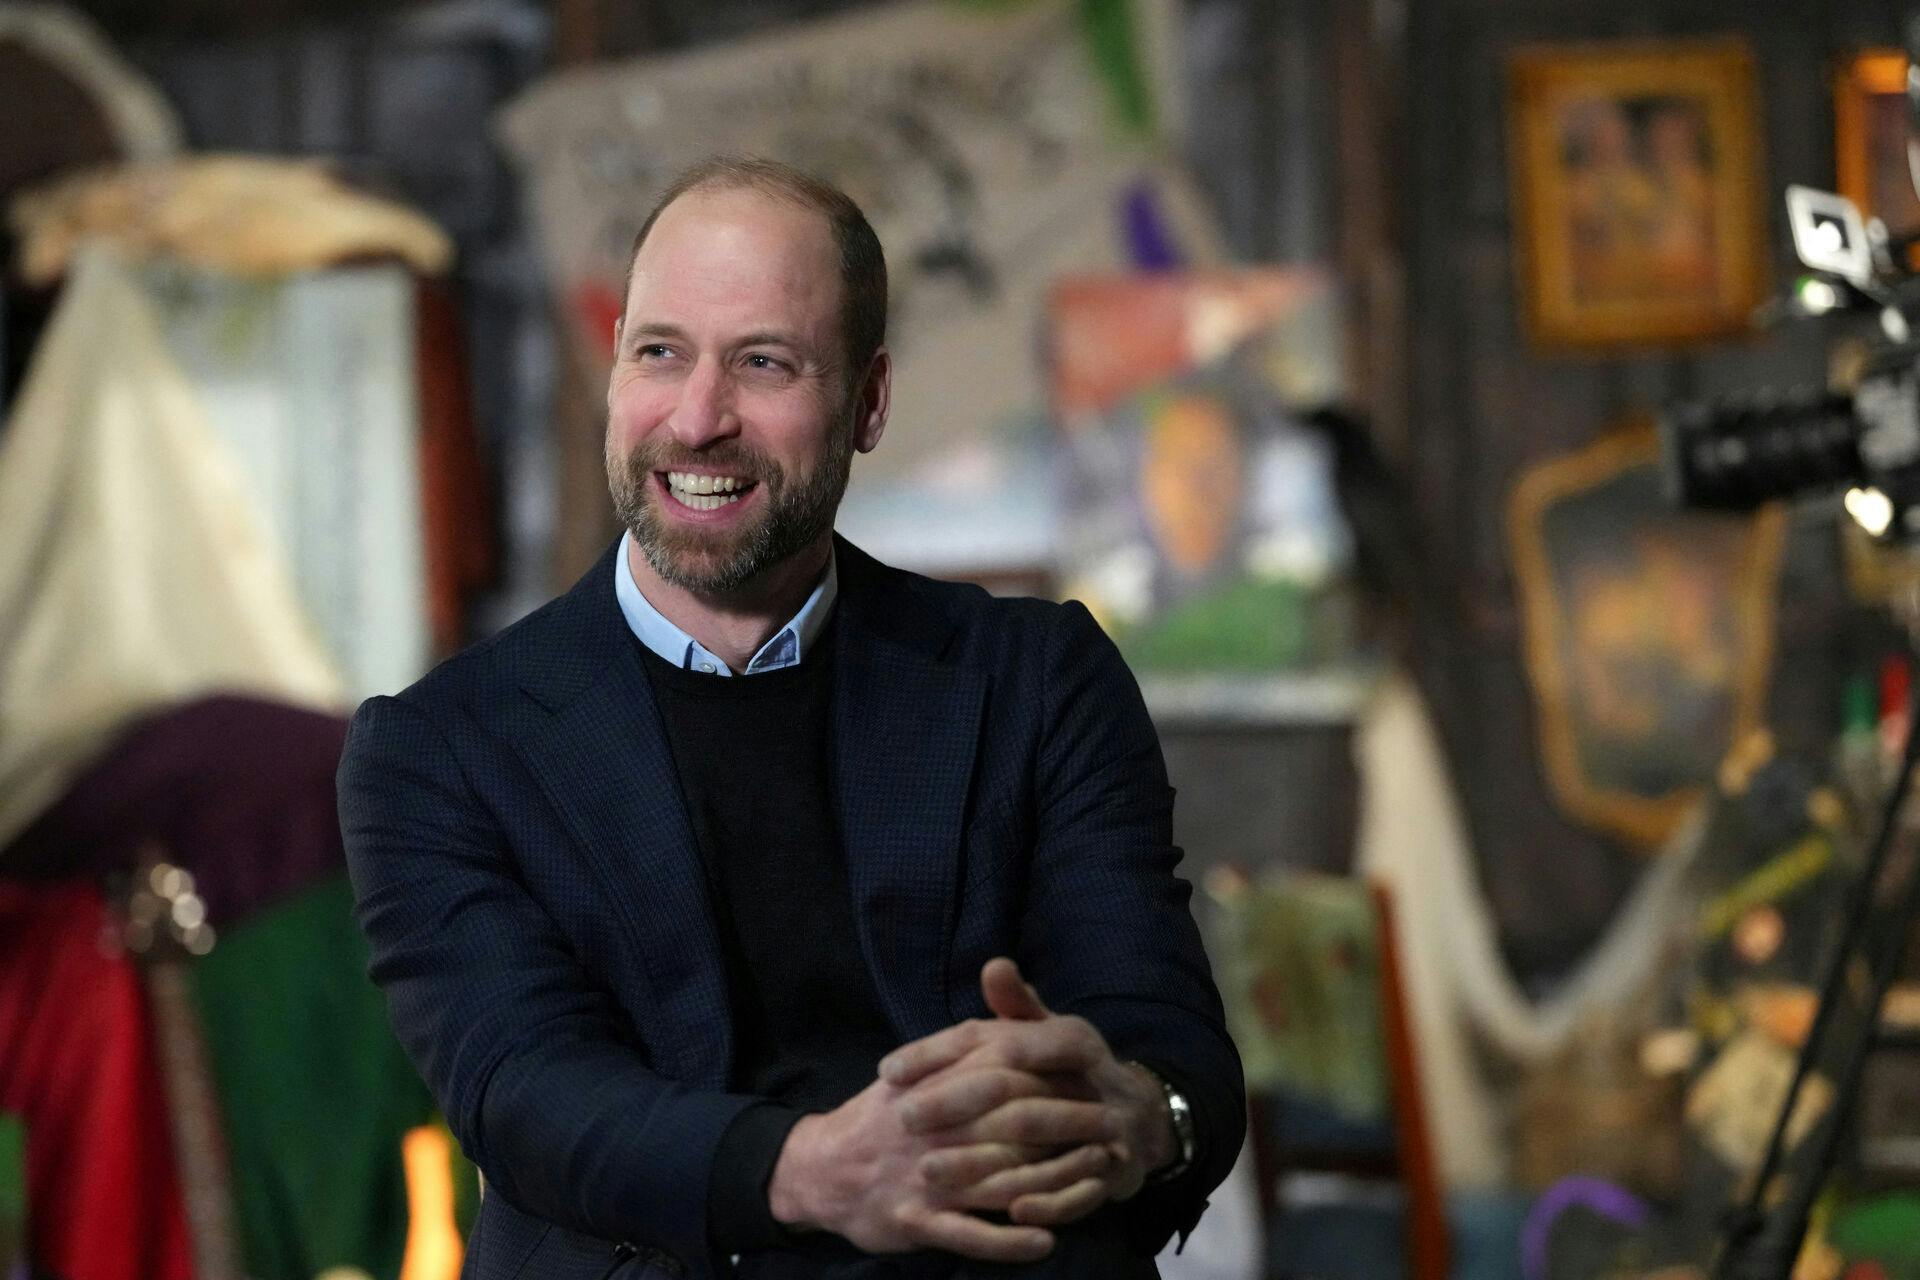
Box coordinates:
[1159,1082,1196,1174]
[1169,1090,1196,1157]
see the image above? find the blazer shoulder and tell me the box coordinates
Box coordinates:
[374,576,598,726]
[864,556,1104,671]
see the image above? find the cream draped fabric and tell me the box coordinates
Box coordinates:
[1354,670,1705,1189]
[0,246,344,851]
[135,260,430,703]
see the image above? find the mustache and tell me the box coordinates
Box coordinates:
[623,438,779,482]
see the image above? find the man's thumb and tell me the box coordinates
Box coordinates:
[982,957,1049,1021]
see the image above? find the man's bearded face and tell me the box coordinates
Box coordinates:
[604,185,871,597]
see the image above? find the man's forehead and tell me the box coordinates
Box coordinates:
[623,187,842,337]
[636,186,836,273]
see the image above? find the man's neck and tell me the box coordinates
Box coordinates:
[625,535,832,673]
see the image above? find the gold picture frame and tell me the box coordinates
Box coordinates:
[1507,421,1785,849]
[1835,50,1920,257]
[1508,39,1769,349]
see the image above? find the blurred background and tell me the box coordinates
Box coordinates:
[8,0,1920,1277]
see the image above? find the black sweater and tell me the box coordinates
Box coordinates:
[635,622,897,1256]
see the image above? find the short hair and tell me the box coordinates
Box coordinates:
[626,156,888,381]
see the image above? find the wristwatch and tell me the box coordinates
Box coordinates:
[1126,1060,1196,1184]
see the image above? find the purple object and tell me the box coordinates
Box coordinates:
[1121,178,1182,271]
[1521,1176,1653,1280]
[1,695,350,927]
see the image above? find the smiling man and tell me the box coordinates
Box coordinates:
[339,157,1243,1280]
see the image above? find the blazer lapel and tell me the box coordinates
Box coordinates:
[833,541,986,1041]
[509,544,732,1088]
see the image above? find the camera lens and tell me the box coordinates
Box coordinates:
[1662,391,1862,511]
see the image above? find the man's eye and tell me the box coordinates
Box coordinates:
[639,344,673,360]
[743,353,788,372]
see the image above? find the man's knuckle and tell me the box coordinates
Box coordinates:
[1065,1018,1101,1052]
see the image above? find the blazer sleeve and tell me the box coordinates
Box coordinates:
[1016,602,1247,1254]
[338,692,758,1270]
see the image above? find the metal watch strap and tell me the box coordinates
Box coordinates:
[1127,1060,1196,1184]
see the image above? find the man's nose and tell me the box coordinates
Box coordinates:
[667,360,739,449]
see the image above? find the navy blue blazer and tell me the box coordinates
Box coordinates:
[338,537,1244,1280]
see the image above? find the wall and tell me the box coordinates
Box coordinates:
[1397,0,1897,978]
[49,0,1908,981]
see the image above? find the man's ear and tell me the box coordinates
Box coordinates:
[852,349,891,454]
[606,316,625,413]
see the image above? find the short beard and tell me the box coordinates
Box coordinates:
[607,418,855,596]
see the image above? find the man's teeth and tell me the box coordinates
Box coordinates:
[665,472,752,510]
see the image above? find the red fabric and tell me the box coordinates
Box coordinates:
[0,881,193,1280]
[414,277,496,657]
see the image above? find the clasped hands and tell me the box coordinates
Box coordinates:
[766,957,1176,1263]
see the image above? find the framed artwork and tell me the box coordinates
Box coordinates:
[1212,870,1387,1114]
[1835,50,1920,257]
[1050,270,1375,724]
[1507,421,1786,849]
[1508,39,1768,348]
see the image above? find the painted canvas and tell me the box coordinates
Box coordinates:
[1836,50,1920,259]
[1051,271,1367,723]
[1508,424,1786,847]
[1508,40,1767,348]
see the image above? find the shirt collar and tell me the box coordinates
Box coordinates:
[612,530,838,676]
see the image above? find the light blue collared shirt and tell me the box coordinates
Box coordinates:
[612,530,838,675]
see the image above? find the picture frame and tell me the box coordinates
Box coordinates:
[1507,420,1785,849]
[1834,49,1920,258]
[1508,39,1768,349]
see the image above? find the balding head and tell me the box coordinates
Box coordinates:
[627,156,888,385]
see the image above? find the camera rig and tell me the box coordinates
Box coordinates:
[1661,41,1920,1279]
[1664,184,1920,542]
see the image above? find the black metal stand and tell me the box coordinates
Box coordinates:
[1711,680,1920,1278]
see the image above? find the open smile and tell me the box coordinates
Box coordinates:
[657,470,760,514]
